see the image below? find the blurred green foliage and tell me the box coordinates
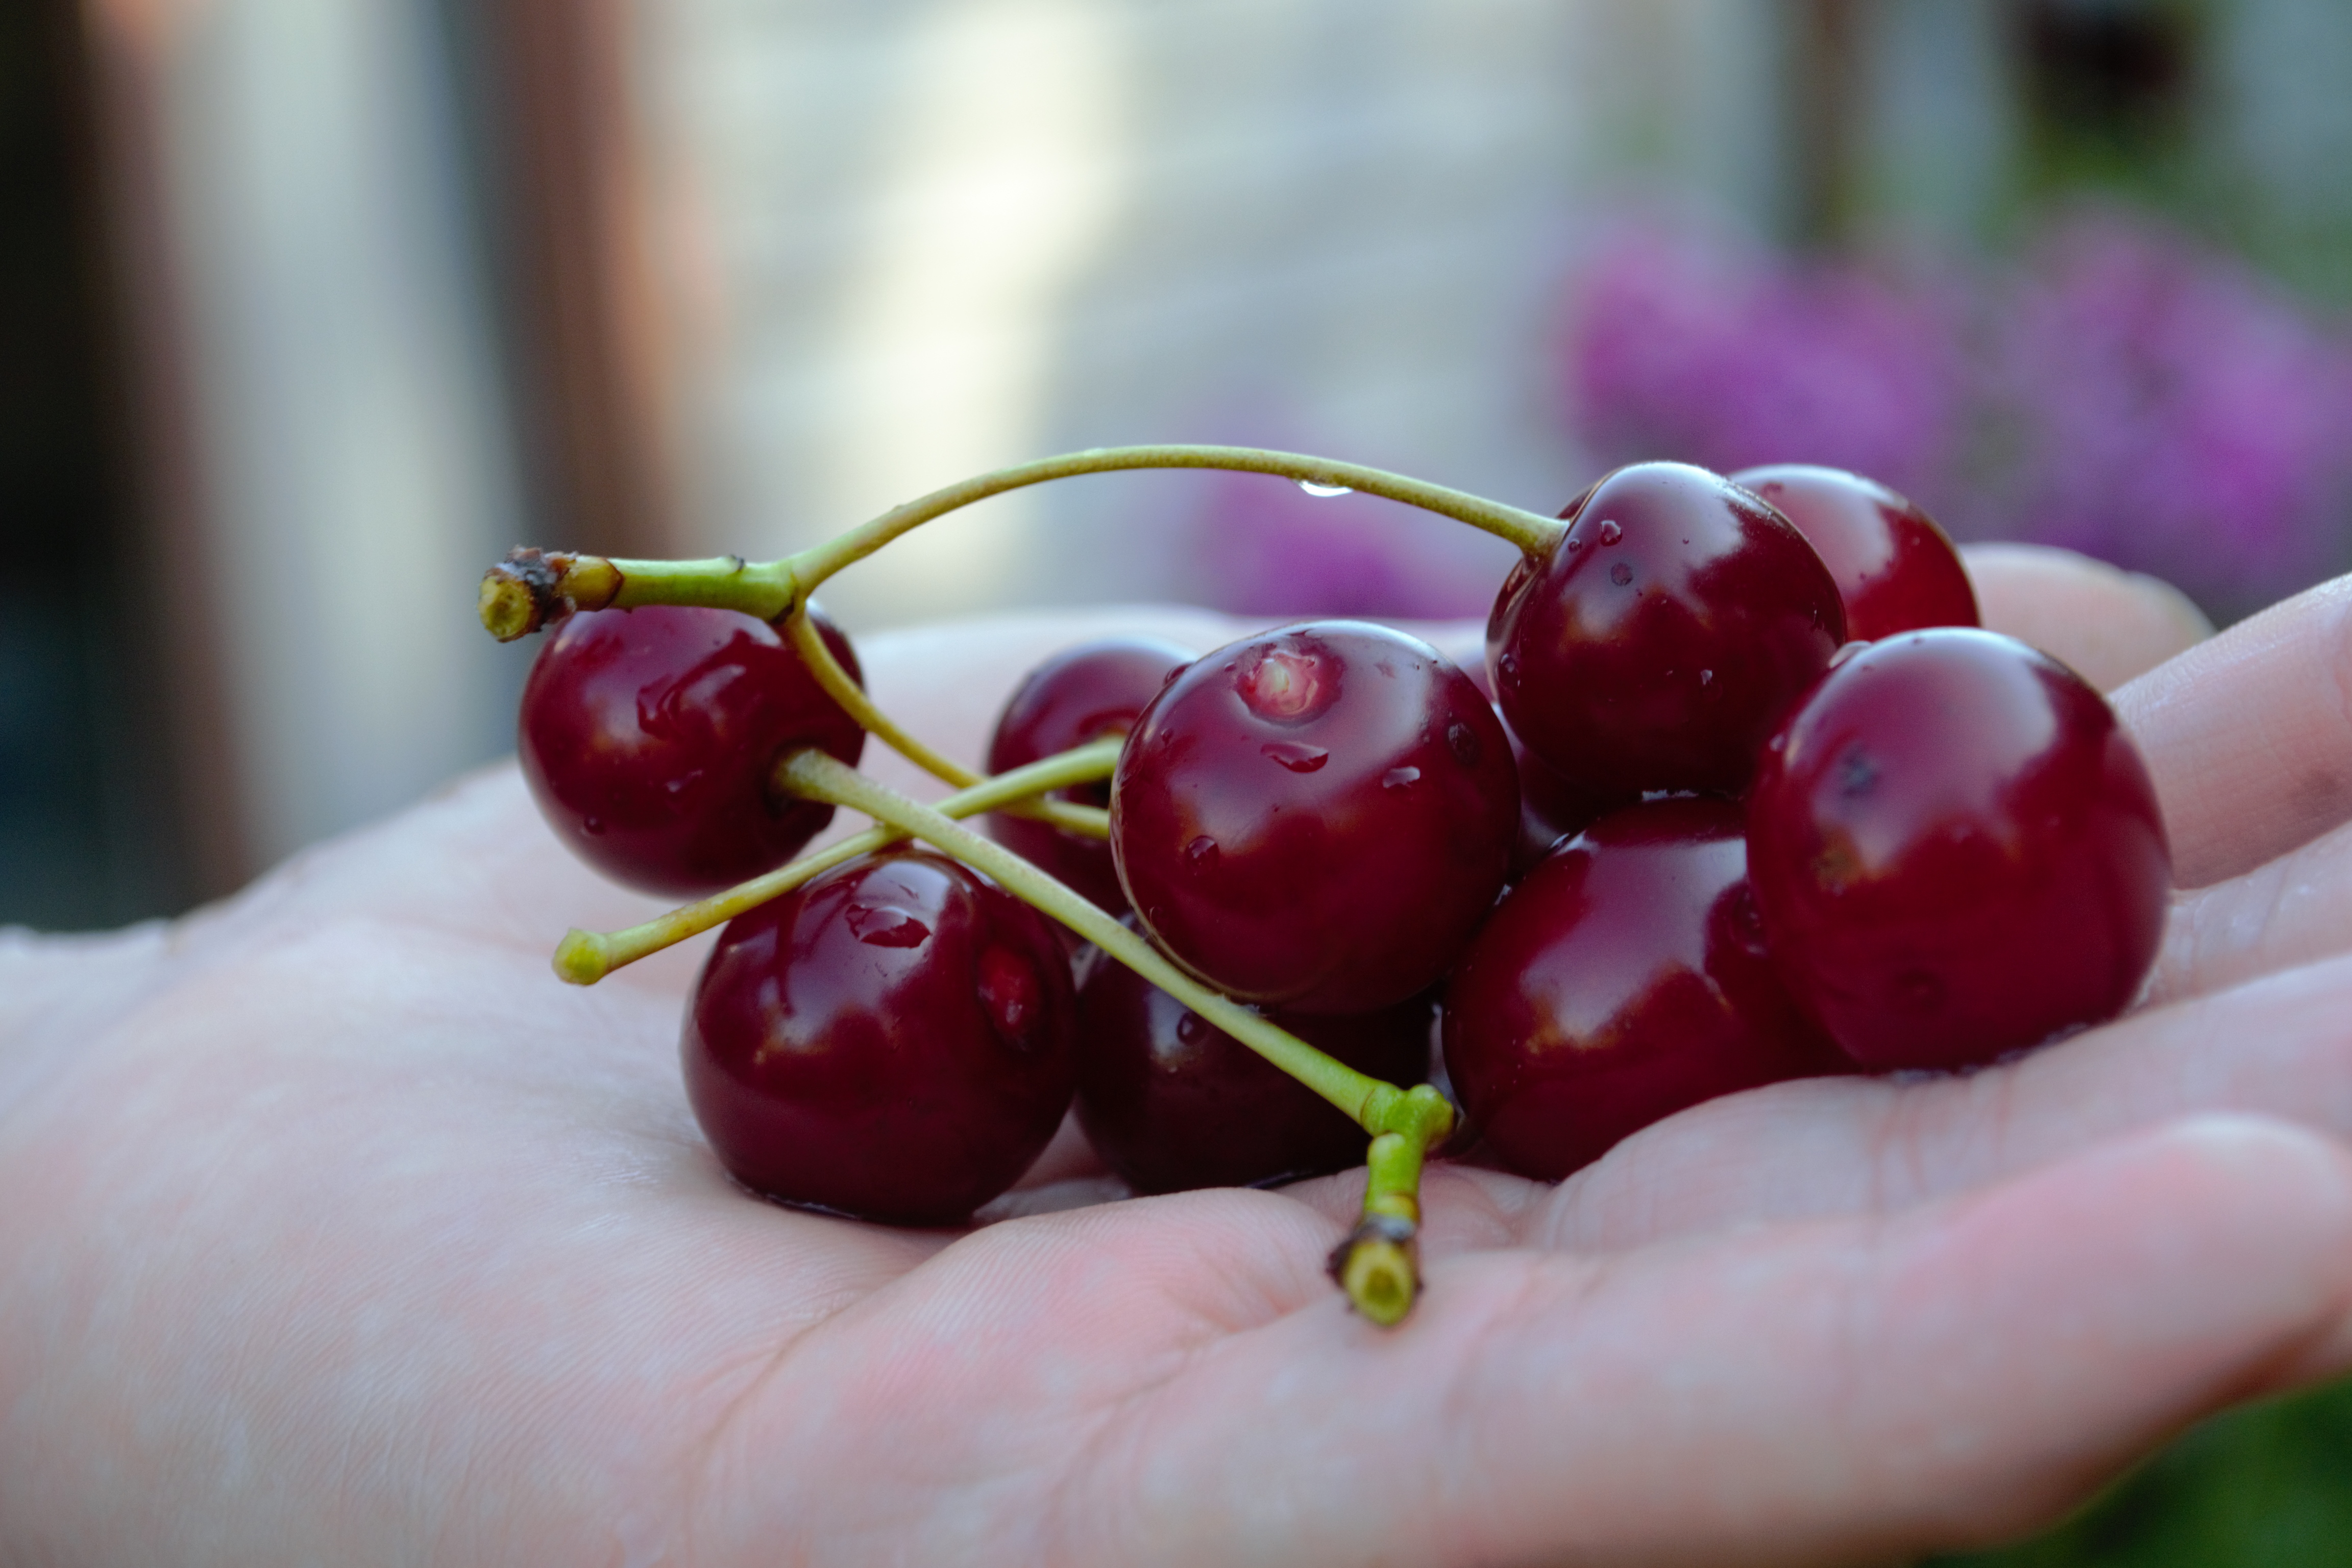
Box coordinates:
[1935,1377,2352,1566]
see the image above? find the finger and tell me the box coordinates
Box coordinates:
[1544,946,2352,1250]
[2147,814,2352,1006]
[1962,543,2212,692]
[1076,1116,2352,1567]
[2111,574,2352,888]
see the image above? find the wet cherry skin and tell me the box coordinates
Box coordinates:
[985,636,1196,914]
[1730,463,1980,640]
[1487,461,1846,798]
[1111,620,1519,1014]
[519,603,866,898]
[1073,936,1433,1193]
[1461,658,1628,875]
[1442,798,1849,1181]
[682,847,1078,1226]
[1509,729,1633,877]
[1746,629,2171,1071]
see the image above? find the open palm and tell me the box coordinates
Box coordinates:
[6,553,2352,1566]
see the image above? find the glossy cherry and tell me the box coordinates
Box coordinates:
[1112,620,1518,1014]
[519,603,866,898]
[682,847,1077,1225]
[1509,728,1633,877]
[1073,936,1433,1193]
[1442,798,1848,1181]
[1487,461,1846,798]
[986,636,1196,914]
[1746,628,2170,1071]
[1730,463,1979,640]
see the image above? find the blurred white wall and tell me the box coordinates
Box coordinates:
[633,0,1793,630]
[142,0,2352,867]
[145,0,525,868]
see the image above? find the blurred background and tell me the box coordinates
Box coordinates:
[6,2,2352,1555]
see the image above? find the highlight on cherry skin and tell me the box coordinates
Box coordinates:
[1746,627,2172,1071]
[1110,619,1519,1015]
[518,601,867,898]
[683,846,1079,1226]
[985,634,1197,916]
[1444,796,1850,1181]
[1729,462,1981,641]
[1488,459,1847,800]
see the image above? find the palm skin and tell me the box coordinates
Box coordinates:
[5,552,2352,1566]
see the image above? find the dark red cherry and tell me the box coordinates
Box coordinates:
[1073,937,1433,1193]
[1112,620,1518,1014]
[1746,628,2170,1071]
[1442,798,1848,1181]
[1487,462,1845,798]
[1729,464,1979,640]
[519,603,866,897]
[682,847,1077,1225]
[986,636,1195,914]
[1509,727,1634,877]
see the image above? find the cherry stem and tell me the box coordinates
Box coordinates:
[477,446,1563,794]
[780,607,984,793]
[1329,1131,1433,1328]
[783,445,1563,590]
[776,747,1453,1324]
[552,738,1122,985]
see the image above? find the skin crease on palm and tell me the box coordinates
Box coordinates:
[3,544,2351,1566]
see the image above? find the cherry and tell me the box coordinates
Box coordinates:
[1461,659,1629,876]
[1509,728,1633,876]
[1073,934,1433,1193]
[1487,461,1846,798]
[519,603,866,898]
[1729,464,1979,640]
[1112,620,1518,1014]
[1442,798,1847,1181]
[985,636,1196,914]
[682,847,1078,1225]
[1746,628,2170,1071]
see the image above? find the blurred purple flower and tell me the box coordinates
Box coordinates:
[1185,470,1509,622]
[1565,219,1968,503]
[1981,213,2352,612]
[1560,210,2352,617]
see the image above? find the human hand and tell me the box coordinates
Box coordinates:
[5,550,2351,1566]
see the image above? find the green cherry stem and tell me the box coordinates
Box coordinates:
[552,738,1122,985]
[777,749,1448,1139]
[775,747,1453,1323]
[477,446,1562,792]
[783,445,1563,591]
[1330,1132,1435,1328]
[780,606,985,794]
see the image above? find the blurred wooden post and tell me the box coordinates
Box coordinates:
[1787,0,1865,250]
[70,0,246,899]
[456,0,681,561]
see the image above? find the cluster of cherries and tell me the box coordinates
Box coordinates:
[493,454,2171,1320]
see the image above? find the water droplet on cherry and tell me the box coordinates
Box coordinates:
[1262,741,1330,773]
[977,945,1044,1048]
[846,903,931,948]
[1596,519,1623,545]
[1838,748,1879,797]
[1383,765,1422,790]
[1609,561,1634,586]
[1185,835,1219,866]
[1446,719,1482,767]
